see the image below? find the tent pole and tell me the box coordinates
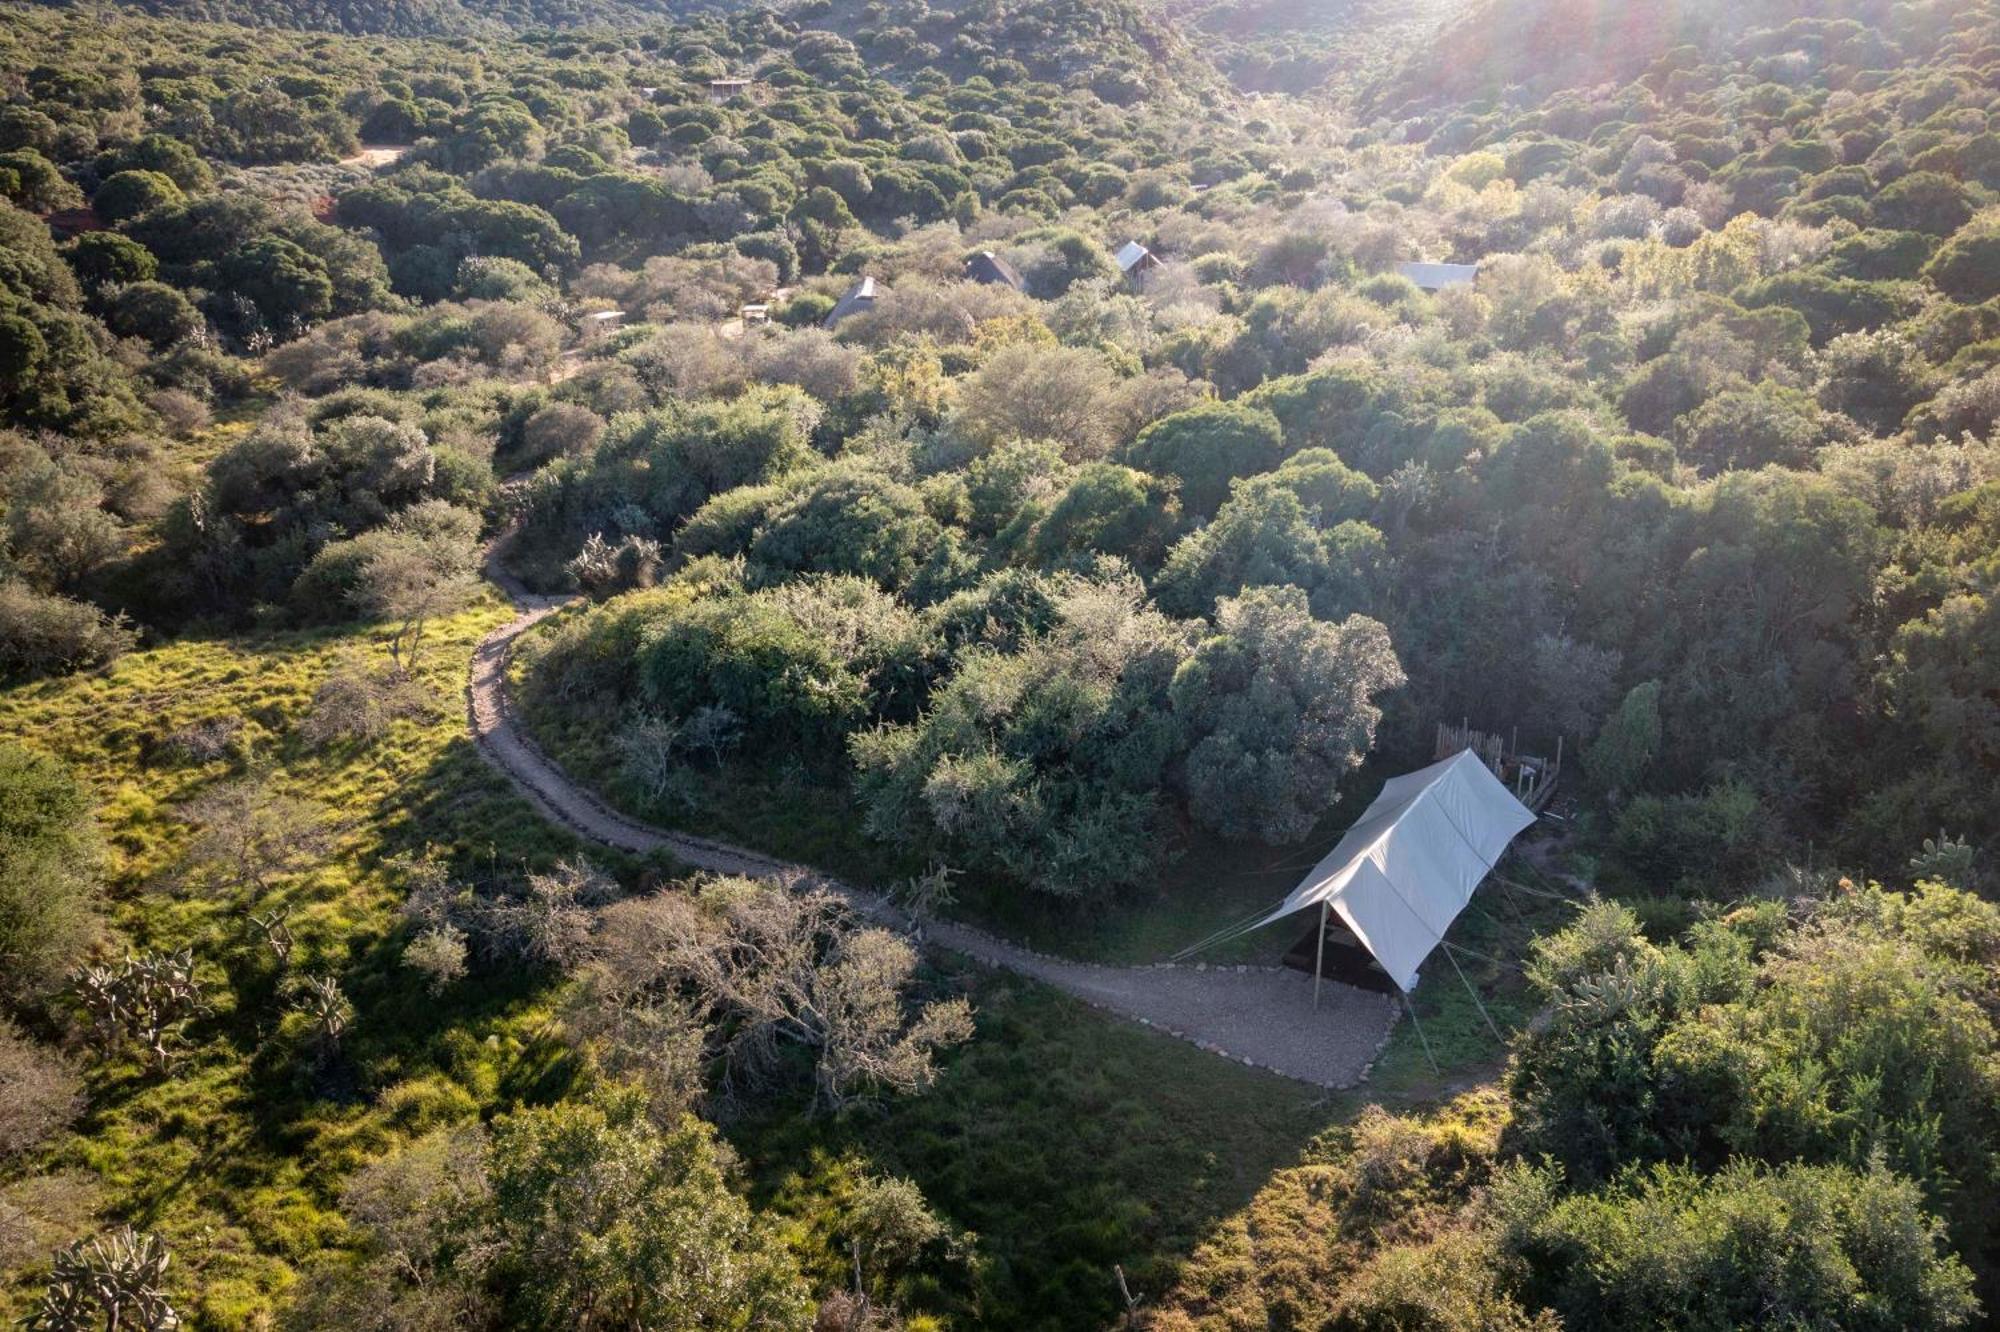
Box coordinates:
[1313,899,1327,1012]
[1403,992,1439,1075]
[1445,943,1504,1045]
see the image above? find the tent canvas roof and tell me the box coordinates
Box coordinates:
[1254,750,1534,992]
[965,250,1023,289]
[823,275,877,327]
[1114,240,1155,272]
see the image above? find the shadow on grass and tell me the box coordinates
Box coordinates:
[179,728,609,1186]
[729,954,1352,1331]
[1364,868,1575,1100]
[0,609,687,1321]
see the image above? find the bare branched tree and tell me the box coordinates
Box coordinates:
[176,778,334,898]
[392,849,611,982]
[350,503,481,679]
[404,923,468,995]
[614,705,745,805]
[298,654,436,749]
[0,1020,83,1160]
[615,713,689,803]
[813,930,974,1112]
[893,863,959,933]
[560,970,708,1125]
[483,858,617,973]
[585,879,973,1113]
[393,847,464,934]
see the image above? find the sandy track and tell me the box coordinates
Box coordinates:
[338,143,412,169]
[467,548,1398,1088]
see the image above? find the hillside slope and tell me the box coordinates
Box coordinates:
[30,0,741,36]
[1370,0,1928,111]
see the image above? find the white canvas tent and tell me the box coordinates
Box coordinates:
[1251,750,1535,994]
[823,276,878,328]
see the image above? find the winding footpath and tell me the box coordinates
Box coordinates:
[467,547,1399,1088]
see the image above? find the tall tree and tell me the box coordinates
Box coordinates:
[1170,585,1405,845]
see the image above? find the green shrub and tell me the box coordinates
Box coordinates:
[0,580,135,684]
[1171,586,1403,844]
[851,570,1185,899]
[637,577,918,757]
[0,741,100,1004]
[1120,401,1285,520]
[1501,1159,1978,1332]
[1926,215,2000,304]
[1508,881,2000,1288]
[91,169,182,224]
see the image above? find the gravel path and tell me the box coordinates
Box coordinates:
[467,545,1399,1088]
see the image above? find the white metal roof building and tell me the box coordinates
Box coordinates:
[1115,240,1160,274]
[1395,261,1480,291]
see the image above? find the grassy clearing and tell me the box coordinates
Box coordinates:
[0,588,1544,1329]
[169,402,265,471]
[737,958,1345,1330]
[735,927,1557,1329]
[1140,1086,1517,1329]
[0,595,608,1325]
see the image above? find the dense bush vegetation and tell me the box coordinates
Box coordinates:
[1148,878,1999,1330]
[5,0,2000,1324]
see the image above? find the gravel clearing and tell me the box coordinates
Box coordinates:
[468,543,1399,1088]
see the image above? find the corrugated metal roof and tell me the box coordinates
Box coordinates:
[1394,261,1480,290]
[1115,240,1154,272]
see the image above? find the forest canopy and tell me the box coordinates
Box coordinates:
[3,0,2000,1325]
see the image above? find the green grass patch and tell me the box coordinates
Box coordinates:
[0,591,1547,1328]
[0,597,613,1325]
[735,956,1347,1331]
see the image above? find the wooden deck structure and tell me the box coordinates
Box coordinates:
[1434,720,1562,811]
